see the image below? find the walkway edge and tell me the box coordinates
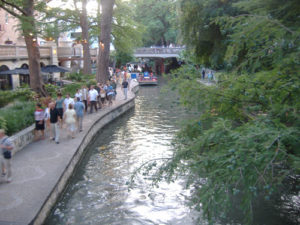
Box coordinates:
[31,84,139,225]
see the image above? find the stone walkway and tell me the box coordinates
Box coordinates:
[0,82,138,225]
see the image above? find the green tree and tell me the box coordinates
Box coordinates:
[133,0,179,47]
[96,0,115,83]
[0,0,48,96]
[153,0,300,224]
[44,0,92,74]
[111,0,143,67]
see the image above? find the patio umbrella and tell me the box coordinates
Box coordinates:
[0,68,29,75]
[41,65,70,73]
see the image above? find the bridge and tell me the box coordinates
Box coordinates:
[133,47,184,58]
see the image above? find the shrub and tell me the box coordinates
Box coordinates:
[67,72,83,82]
[86,79,97,87]
[45,84,59,98]
[0,116,7,131]
[0,88,35,108]
[0,101,35,135]
[61,83,82,97]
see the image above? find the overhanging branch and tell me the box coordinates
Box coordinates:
[0,0,27,16]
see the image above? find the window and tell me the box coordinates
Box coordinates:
[5,13,9,24]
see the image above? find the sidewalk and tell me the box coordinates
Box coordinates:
[0,82,138,225]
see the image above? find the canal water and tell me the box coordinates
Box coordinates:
[46,78,198,225]
[45,78,298,225]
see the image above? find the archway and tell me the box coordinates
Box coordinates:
[0,65,12,90]
[20,63,30,86]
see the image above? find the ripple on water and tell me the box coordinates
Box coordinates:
[45,79,198,225]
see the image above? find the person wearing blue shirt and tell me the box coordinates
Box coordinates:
[74,97,85,132]
[106,82,115,106]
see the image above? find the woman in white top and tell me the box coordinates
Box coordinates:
[75,89,83,101]
[63,103,77,139]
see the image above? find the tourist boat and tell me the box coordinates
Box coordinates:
[138,72,158,86]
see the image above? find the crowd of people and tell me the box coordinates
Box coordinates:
[34,78,130,144]
[1,70,131,184]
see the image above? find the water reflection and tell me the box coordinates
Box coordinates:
[46,79,198,225]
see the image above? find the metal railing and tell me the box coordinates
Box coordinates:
[134,47,184,55]
[0,45,98,61]
[0,45,184,62]
[0,45,52,60]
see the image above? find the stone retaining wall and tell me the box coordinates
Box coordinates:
[32,84,139,225]
[10,82,140,156]
[10,125,35,155]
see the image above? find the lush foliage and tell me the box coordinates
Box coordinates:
[132,0,179,47]
[0,88,35,108]
[0,101,36,136]
[157,0,300,224]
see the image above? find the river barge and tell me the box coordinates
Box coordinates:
[138,72,158,86]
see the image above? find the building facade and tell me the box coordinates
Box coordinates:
[0,10,25,45]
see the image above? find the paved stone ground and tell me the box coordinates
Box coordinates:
[0,82,137,225]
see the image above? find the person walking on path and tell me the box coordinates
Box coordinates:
[44,103,51,138]
[100,85,107,107]
[122,78,129,100]
[55,92,64,121]
[63,94,75,112]
[75,89,82,102]
[0,129,14,183]
[64,104,76,139]
[202,68,206,79]
[111,79,117,101]
[95,83,102,109]
[49,102,60,144]
[74,97,85,132]
[88,85,98,113]
[80,85,88,112]
[106,82,115,106]
[34,103,45,141]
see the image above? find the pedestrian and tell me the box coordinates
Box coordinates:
[122,78,129,100]
[208,70,213,81]
[63,93,75,112]
[202,68,205,79]
[88,85,98,113]
[95,83,101,109]
[34,103,45,140]
[100,85,107,107]
[74,97,85,132]
[106,82,115,106]
[64,104,76,139]
[0,129,14,183]
[44,102,51,138]
[80,85,88,112]
[49,102,60,144]
[75,89,82,102]
[111,79,117,100]
[55,92,64,127]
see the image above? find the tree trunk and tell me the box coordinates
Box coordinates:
[80,0,92,75]
[23,0,47,96]
[96,0,115,83]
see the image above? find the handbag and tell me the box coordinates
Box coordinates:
[3,150,11,159]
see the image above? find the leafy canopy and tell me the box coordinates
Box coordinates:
[159,0,300,224]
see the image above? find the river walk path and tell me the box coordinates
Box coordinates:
[0,82,138,225]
